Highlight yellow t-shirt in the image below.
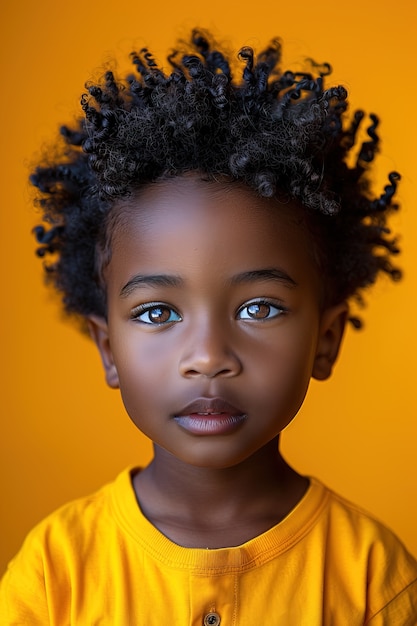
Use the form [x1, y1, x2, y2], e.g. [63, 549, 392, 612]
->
[1, 468, 416, 625]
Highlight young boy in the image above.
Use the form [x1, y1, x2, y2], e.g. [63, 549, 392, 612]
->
[1, 30, 416, 624]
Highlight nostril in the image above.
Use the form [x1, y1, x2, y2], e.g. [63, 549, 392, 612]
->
[184, 369, 200, 377]
[182, 367, 236, 379]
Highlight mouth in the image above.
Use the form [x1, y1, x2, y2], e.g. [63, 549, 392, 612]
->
[173, 397, 247, 435]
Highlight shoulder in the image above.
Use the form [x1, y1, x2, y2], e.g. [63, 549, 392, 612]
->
[18, 466, 138, 555]
[309, 479, 417, 620]
[24, 467, 132, 544]
[314, 479, 412, 551]
[0, 467, 138, 623]
[311, 478, 416, 563]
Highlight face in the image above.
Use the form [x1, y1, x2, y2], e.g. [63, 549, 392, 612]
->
[90, 177, 346, 469]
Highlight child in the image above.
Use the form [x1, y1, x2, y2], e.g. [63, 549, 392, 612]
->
[1, 29, 416, 624]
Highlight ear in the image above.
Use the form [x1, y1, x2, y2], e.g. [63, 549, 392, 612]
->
[313, 303, 348, 381]
[87, 315, 120, 389]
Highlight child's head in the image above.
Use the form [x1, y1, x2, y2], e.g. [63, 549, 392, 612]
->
[30, 28, 402, 465]
[32, 29, 400, 335]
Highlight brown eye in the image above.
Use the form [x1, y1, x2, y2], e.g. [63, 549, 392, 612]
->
[133, 303, 182, 325]
[237, 300, 286, 321]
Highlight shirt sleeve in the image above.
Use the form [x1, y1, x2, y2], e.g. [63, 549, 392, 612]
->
[366, 579, 417, 625]
[0, 546, 49, 626]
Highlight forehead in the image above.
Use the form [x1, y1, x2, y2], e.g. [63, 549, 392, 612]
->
[107, 176, 319, 290]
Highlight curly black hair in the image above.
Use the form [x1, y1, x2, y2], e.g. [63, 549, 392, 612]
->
[31, 29, 401, 329]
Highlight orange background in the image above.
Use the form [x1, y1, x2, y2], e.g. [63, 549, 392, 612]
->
[1, 0, 416, 573]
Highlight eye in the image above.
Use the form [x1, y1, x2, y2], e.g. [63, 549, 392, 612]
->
[237, 300, 286, 321]
[131, 303, 182, 325]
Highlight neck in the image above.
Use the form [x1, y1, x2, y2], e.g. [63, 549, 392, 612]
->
[133, 438, 309, 548]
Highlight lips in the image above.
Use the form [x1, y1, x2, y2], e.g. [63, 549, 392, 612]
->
[174, 398, 246, 436]
[173, 397, 247, 435]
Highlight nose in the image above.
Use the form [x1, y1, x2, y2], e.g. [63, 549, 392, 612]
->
[178, 317, 242, 379]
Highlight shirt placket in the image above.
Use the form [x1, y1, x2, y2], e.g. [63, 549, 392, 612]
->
[189, 571, 237, 626]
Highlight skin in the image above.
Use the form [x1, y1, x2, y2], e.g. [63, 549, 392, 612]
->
[89, 176, 347, 549]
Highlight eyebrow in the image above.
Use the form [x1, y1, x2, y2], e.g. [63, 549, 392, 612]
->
[229, 268, 297, 288]
[120, 267, 297, 298]
[120, 274, 184, 298]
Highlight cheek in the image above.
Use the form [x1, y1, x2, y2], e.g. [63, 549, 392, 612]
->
[246, 327, 318, 408]
[111, 334, 174, 411]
